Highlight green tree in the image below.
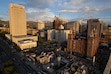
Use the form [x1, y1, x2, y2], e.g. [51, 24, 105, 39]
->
[0, 31, 9, 37]
[3, 61, 18, 74]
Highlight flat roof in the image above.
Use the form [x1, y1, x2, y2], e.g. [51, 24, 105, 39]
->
[13, 35, 36, 38]
[5, 34, 36, 38]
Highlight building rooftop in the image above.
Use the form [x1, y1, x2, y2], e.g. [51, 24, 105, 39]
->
[13, 35, 37, 38]
[9, 3, 24, 9]
[18, 39, 34, 44]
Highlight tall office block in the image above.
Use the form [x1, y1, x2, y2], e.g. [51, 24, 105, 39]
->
[87, 19, 103, 37]
[6, 3, 38, 50]
[86, 19, 103, 57]
[64, 21, 81, 33]
[87, 28, 100, 57]
[9, 4, 27, 36]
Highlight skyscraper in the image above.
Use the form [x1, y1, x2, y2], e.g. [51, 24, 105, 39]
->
[6, 3, 38, 50]
[64, 21, 81, 33]
[87, 28, 100, 57]
[87, 19, 103, 37]
[86, 19, 103, 57]
[9, 4, 27, 36]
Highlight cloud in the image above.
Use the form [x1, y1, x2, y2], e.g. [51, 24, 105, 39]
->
[58, 9, 78, 13]
[0, 16, 4, 20]
[81, 6, 101, 14]
[26, 8, 54, 21]
[17, 0, 111, 21]
[58, 7, 100, 14]
[24, 0, 54, 8]
[20, 0, 56, 21]
[58, 0, 111, 14]
[70, 0, 83, 4]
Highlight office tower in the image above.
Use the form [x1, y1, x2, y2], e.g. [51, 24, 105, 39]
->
[6, 3, 38, 50]
[87, 19, 103, 37]
[64, 20, 81, 33]
[87, 28, 100, 57]
[86, 19, 103, 57]
[9, 4, 27, 36]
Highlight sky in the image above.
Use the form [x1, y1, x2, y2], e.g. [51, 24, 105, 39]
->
[0, 0, 111, 23]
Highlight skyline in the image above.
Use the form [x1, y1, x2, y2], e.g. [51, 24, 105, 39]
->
[0, 1, 111, 74]
[0, 0, 111, 23]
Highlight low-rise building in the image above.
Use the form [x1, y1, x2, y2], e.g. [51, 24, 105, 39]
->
[47, 29, 70, 43]
[27, 28, 38, 35]
[36, 52, 54, 64]
[36, 20, 45, 30]
[5, 34, 38, 50]
[18, 39, 37, 50]
[0, 27, 10, 33]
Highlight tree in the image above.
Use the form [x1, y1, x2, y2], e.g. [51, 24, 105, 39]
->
[3, 61, 18, 74]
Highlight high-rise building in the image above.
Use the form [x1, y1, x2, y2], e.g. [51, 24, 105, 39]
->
[86, 19, 103, 57]
[67, 19, 103, 57]
[87, 28, 100, 57]
[6, 3, 38, 50]
[64, 21, 81, 33]
[87, 19, 103, 37]
[9, 4, 27, 36]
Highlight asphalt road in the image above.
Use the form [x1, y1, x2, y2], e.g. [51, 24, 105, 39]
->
[0, 37, 37, 74]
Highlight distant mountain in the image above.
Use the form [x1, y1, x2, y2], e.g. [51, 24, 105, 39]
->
[0, 20, 9, 27]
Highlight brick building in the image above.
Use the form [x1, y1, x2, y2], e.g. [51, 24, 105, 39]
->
[87, 28, 100, 57]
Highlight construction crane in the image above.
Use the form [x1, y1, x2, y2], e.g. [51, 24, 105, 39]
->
[103, 53, 111, 74]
